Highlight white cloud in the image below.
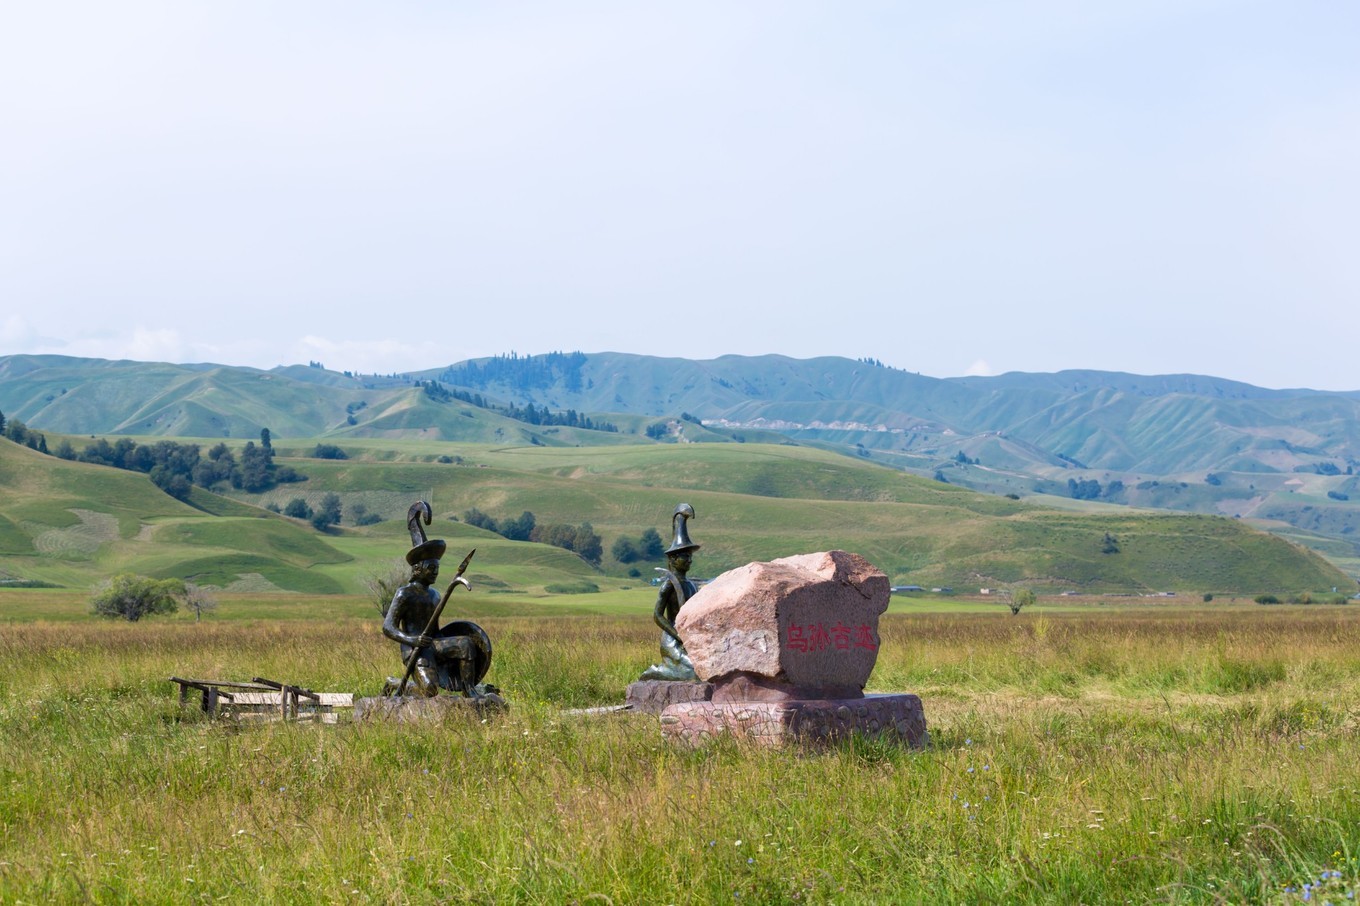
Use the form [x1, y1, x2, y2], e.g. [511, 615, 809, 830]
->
[0, 315, 42, 347]
[123, 328, 188, 363]
[963, 359, 994, 377]
[24, 327, 188, 364]
[292, 335, 448, 375]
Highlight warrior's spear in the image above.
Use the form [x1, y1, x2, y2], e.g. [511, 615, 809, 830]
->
[395, 547, 475, 697]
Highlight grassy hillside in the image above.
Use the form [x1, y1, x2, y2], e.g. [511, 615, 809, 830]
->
[1, 432, 1352, 597]
[0, 438, 358, 593]
[0, 355, 351, 437]
[3, 349, 1357, 597]
[228, 440, 1351, 595]
[0, 354, 650, 447]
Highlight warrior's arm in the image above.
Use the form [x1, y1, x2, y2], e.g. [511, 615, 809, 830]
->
[382, 591, 432, 649]
[652, 572, 686, 642]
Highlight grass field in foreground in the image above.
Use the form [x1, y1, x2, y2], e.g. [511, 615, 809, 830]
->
[2, 605, 1359, 903]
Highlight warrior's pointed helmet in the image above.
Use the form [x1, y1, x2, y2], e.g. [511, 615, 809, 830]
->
[666, 503, 699, 555]
[405, 500, 447, 565]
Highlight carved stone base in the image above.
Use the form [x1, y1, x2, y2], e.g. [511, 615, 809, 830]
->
[353, 693, 508, 723]
[659, 693, 927, 748]
[625, 680, 714, 715]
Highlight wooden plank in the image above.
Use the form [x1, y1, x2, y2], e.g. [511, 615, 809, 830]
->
[314, 693, 355, 707]
[169, 676, 354, 720]
[169, 677, 278, 692]
[219, 691, 355, 709]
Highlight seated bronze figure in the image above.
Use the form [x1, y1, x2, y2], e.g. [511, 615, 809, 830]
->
[382, 502, 493, 698]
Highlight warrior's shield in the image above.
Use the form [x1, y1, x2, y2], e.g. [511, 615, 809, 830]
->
[434, 619, 493, 691]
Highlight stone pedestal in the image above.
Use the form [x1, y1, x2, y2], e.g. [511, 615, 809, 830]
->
[354, 693, 508, 723]
[625, 680, 713, 715]
[660, 693, 927, 748]
[660, 550, 927, 748]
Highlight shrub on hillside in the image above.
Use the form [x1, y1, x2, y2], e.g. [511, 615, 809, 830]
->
[91, 574, 186, 621]
[284, 498, 312, 520]
[311, 493, 342, 531]
[611, 537, 640, 563]
[349, 503, 383, 526]
[544, 581, 599, 594]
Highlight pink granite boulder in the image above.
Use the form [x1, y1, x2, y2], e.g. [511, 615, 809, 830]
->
[674, 550, 889, 702]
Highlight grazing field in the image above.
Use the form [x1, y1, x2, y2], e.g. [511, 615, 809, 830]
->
[2, 597, 1359, 903]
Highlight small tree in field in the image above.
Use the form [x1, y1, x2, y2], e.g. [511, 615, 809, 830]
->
[998, 586, 1035, 615]
[91, 574, 186, 622]
[364, 559, 410, 616]
[184, 583, 218, 621]
[975, 573, 1035, 616]
[1011, 588, 1036, 615]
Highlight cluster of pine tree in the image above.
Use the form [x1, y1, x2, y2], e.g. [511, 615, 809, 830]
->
[1, 411, 307, 502]
[610, 528, 665, 564]
[462, 508, 603, 566]
[500, 401, 616, 432]
[1067, 478, 1103, 500]
[416, 379, 618, 432]
[438, 350, 589, 393]
[276, 493, 341, 531]
[0, 410, 49, 454]
[56, 429, 302, 501]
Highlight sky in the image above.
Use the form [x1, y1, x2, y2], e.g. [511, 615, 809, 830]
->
[2, 2, 1357, 390]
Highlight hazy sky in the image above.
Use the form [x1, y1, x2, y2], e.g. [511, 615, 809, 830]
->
[2, 2, 1357, 390]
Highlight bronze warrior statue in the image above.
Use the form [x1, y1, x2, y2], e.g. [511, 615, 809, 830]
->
[383, 502, 493, 698]
[640, 503, 700, 682]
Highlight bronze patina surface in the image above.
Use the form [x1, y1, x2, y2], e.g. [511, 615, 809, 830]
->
[382, 502, 495, 699]
[639, 503, 700, 682]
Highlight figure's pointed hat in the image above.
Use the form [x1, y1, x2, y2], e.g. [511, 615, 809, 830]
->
[666, 502, 699, 554]
[405, 500, 447, 565]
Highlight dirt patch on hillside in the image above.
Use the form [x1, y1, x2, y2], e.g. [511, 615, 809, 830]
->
[28, 509, 120, 557]
[222, 573, 284, 593]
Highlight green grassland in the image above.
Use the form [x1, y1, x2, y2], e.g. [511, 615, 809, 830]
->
[1, 435, 1353, 599]
[5, 353, 1356, 560]
[2, 602, 1360, 902]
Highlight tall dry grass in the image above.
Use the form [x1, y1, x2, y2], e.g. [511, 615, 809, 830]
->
[2, 607, 1358, 903]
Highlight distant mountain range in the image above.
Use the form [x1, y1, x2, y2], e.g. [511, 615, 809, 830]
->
[2, 352, 1357, 561]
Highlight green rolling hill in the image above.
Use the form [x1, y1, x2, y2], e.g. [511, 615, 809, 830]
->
[0, 438, 354, 593]
[0, 432, 1351, 598]
[1, 350, 1357, 584]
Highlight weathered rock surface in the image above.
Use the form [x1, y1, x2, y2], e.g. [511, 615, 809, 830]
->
[674, 550, 890, 699]
[660, 693, 927, 748]
[624, 679, 713, 715]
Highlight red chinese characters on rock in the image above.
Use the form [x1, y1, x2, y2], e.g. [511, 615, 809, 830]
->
[785, 622, 878, 652]
[830, 622, 852, 650]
